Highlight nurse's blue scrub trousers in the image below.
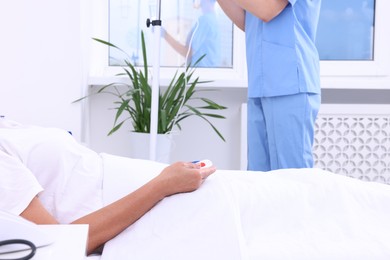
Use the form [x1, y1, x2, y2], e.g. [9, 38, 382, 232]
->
[247, 93, 321, 171]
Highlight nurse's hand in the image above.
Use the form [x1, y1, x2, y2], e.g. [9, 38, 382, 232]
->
[152, 161, 216, 197]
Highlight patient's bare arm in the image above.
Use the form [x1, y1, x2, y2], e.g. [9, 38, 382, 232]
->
[20, 197, 59, 225]
[20, 161, 216, 255]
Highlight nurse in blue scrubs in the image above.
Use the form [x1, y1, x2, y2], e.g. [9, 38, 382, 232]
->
[217, 0, 322, 171]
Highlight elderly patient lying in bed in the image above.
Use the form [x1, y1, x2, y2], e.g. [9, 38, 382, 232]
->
[1, 118, 390, 260]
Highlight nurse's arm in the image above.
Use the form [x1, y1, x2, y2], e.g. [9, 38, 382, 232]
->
[217, 0, 245, 31]
[163, 29, 191, 57]
[218, 0, 288, 28]
[235, 0, 289, 22]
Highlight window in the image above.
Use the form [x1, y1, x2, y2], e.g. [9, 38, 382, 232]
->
[108, 0, 233, 68]
[316, 0, 375, 61]
[88, 0, 389, 88]
[317, 0, 390, 79]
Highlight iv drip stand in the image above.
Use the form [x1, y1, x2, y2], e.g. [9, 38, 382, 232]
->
[146, 0, 162, 161]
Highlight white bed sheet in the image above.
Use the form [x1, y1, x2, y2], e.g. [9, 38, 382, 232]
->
[99, 153, 390, 260]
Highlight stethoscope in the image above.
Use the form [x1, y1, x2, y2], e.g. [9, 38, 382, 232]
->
[0, 239, 36, 260]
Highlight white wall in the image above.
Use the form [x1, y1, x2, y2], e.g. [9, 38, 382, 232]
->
[0, 0, 84, 140]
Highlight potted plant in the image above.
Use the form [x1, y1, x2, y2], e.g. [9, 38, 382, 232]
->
[75, 31, 227, 160]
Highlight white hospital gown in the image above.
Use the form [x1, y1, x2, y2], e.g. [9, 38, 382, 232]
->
[0, 150, 43, 215]
[0, 118, 104, 223]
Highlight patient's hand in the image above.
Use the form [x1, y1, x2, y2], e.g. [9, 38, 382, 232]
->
[153, 161, 216, 197]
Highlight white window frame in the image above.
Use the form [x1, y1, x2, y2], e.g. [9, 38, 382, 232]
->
[86, 0, 390, 89]
[87, 0, 247, 88]
[319, 0, 390, 89]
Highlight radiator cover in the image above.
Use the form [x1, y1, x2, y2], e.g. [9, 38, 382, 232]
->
[313, 105, 390, 184]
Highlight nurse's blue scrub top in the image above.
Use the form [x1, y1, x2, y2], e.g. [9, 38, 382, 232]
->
[245, 0, 322, 98]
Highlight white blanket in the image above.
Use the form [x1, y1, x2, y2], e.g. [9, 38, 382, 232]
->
[100, 154, 390, 260]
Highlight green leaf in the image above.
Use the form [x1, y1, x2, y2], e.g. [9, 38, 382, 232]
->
[73, 31, 227, 141]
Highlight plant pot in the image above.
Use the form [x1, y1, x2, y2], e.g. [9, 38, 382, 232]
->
[129, 132, 173, 164]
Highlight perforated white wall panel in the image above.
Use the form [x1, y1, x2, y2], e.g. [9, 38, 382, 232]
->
[313, 105, 390, 184]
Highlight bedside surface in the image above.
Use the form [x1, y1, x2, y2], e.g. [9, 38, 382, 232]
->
[0, 224, 89, 260]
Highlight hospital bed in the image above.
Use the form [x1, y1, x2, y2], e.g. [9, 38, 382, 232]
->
[84, 154, 390, 260]
[1, 107, 389, 259]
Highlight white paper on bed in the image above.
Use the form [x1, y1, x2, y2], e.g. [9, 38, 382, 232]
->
[100, 153, 390, 260]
